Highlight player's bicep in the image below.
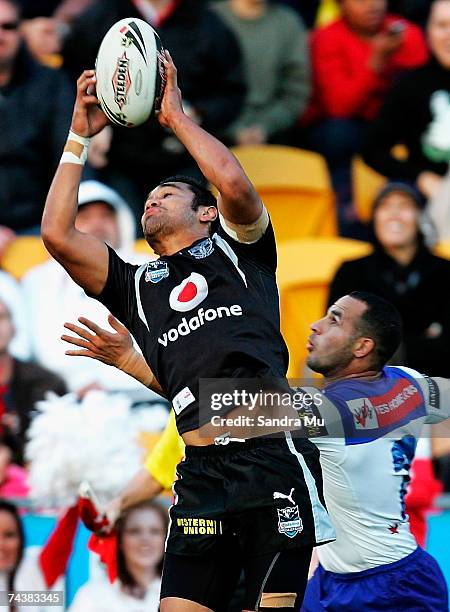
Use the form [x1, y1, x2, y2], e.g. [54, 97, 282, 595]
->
[217, 183, 263, 226]
[48, 228, 109, 296]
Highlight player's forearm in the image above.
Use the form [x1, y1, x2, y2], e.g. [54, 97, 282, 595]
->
[116, 348, 166, 397]
[119, 468, 164, 511]
[170, 112, 254, 205]
[41, 162, 83, 254]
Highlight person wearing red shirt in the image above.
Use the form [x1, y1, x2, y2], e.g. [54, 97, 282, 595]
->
[303, 0, 428, 237]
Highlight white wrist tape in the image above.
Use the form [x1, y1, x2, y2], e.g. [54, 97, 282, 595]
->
[60, 130, 91, 166]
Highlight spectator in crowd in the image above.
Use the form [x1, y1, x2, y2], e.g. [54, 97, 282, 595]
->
[211, 0, 310, 146]
[61, 0, 245, 221]
[0, 0, 72, 234]
[363, 0, 450, 200]
[0, 431, 29, 499]
[69, 500, 167, 612]
[0, 499, 78, 607]
[0, 269, 31, 361]
[0, 298, 66, 464]
[22, 181, 159, 404]
[328, 183, 450, 377]
[303, 0, 428, 235]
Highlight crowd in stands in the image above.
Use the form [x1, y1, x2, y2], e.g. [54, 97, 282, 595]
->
[0, 0, 449, 606]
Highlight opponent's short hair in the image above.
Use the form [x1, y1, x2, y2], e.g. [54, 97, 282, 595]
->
[349, 291, 403, 369]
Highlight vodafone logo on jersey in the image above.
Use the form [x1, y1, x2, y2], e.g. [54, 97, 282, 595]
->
[169, 273, 208, 312]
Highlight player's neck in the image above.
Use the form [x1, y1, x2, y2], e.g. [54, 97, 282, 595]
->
[324, 368, 381, 386]
[149, 231, 209, 256]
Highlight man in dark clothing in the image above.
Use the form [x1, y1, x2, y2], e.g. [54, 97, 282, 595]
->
[363, 0, 450, 200]
[328, 183, 450, 378]
[62, 0, 246, 221]
[0, 298, 67, 464]
[0, 0, 73, 234]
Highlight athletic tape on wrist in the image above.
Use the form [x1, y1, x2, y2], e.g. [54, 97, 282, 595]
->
[60, 130, 91, 166]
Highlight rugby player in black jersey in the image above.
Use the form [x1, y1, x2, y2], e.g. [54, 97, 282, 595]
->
[41, 52, 335, 611]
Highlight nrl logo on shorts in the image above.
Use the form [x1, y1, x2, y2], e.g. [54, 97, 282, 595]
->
[188, 238, 214, 259]
[145, 260, 169, 283]
[277, 506, 303, 539]
[111, 52, 132, 110]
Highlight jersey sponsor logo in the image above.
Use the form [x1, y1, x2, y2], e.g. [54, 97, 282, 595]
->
[347, 380, 422, 430]
[169, 272, 208, 312]
[188, 238, 214, 259]
[176, 517, 222, 535]
[158, 305, 243, 346]
[424, 376, 440, 409]
[145, 260, 169, 283]
[172, 386, 195, 415]
[273, 488, 295, 505]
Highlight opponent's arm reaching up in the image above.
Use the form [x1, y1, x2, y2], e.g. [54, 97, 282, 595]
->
[158, 52, 263, 226]
[41, 70, 111, 296]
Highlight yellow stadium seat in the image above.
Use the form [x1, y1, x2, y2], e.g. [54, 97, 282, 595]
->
[277, 238, 372, 378]
[435, 241, 450, 260]
[1, 237, 49, 279]
[135, 239, 156, 257]
[231, 145, 337, 241]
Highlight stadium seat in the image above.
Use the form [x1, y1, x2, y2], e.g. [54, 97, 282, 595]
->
[1, 236, 49, 279]
[277, 238, 372, 378]
[231, 145, 337, 241]
[435, 241, 450, 260]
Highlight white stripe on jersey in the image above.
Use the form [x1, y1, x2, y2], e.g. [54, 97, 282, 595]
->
[134, 264, 149, 331]
[212, 234, 248, 287]
[284, 431, 336, 544]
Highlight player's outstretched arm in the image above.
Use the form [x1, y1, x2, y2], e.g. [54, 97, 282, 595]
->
[157, 51, 262, 225]
[41, 70, 111, 296]
[61, 314, 165, 397]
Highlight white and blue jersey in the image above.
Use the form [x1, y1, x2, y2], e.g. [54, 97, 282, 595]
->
[300, 366, 449, 611]
[300, 366, 448, 574]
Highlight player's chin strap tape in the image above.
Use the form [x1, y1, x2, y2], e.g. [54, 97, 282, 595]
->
[219, 205, 269, 244]
[60, 130, 91, 166]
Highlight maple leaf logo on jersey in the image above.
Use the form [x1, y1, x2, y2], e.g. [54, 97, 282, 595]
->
[112, 52, 132, 110]
[388, 522, 399, 534]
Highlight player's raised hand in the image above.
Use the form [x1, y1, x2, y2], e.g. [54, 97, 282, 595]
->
[61, 314, 134, 368]
[157, 50, 184, 129]
[71, 70, 110, 138]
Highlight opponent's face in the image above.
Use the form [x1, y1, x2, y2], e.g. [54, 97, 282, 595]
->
[307, 296, 369, 376]
[142, 182, 204, 241]
[0, 1, 21, 69]
[0, 301, 14, 355]
[373, 192, 419, 250]
[0, 511, 20, 571]
[428, 0, 450, 69]
[121, 507, 166, 571]
[340, 0, 386, 35]
[75, 202, 120, 249]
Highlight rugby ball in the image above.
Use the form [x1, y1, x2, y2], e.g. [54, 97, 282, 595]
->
[95, 18, 166, 128]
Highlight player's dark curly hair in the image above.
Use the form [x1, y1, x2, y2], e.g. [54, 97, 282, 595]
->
[350, 291, 403, 369]
[158, 175, 219, 234]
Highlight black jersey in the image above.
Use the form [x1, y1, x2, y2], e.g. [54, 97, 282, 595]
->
[92, 220, 289, 434]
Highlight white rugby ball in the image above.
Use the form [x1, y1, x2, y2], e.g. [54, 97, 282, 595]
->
[95, 18, 166, 128]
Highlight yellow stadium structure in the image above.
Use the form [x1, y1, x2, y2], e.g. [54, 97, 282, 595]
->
[1, 236, 49, 279]
[231, 145, 337, 241]
[277, 238, 372, 378]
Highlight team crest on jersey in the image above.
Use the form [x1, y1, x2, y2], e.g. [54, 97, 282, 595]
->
[145, 260, 169, 283]
[277, 505, 303, 538]
[188, 239, 214, 259]
[347, 398, 378, 429]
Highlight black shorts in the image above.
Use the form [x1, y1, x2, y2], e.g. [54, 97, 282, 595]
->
[161, 433, 335, 609]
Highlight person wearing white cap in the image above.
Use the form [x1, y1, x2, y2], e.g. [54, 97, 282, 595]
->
[22, 181, 160, 405]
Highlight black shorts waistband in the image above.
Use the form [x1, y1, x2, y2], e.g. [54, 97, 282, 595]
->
[185, 434, 286, 458]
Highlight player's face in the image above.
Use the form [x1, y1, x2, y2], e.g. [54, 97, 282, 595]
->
[142, 182, 198, 241]
[307, 296, 367, 376]
[373, 192, 419, 250]
[0, 1, 20, 69]
[0, 301, 14, 355]
[428, 0, 450, 69]
[0, 510, 21, 571]
[121, 507, 166, 572]
[340, 0, 386, 34]
[75, 202, 120, 249]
